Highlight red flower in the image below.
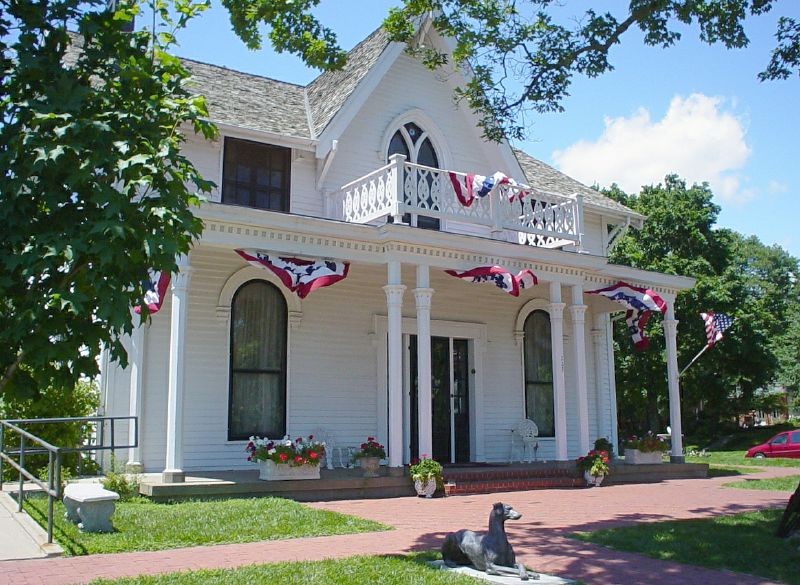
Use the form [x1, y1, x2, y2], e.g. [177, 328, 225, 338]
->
[295, 455, 303, 463]
[368, 436, 375, 441]
[309, 451, 318, 459]
[279, 453, 288, 462]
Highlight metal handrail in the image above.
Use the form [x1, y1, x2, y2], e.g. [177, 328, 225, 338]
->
[0, 415, 137, 543]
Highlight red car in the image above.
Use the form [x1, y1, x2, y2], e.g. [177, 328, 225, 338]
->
[745, 429, 800, 459]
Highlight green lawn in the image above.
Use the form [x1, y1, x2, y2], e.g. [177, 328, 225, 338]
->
[686, 450, 800, 468]
[724, 474, 800, 491]
[24, 496, 389, 556]
[88, 554, 484, 585]
[572, 509, 800, 585]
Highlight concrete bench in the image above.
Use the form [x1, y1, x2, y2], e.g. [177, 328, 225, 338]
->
[63, 484, 119, 533]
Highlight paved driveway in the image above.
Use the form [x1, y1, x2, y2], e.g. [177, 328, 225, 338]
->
[0, 466, 795, 585]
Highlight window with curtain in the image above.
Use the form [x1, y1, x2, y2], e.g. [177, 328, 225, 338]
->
[228, 280, 287, 440]
[222, 137, 291, 211]
[524, 310, 555, 437]
[387, 122, 440, 230]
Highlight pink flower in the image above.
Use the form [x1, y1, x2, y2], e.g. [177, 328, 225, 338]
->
[279, 453, 288, 462]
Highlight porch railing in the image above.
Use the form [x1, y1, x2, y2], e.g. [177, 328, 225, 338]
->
[336, 154, 584, 250]
[0, 415, 137, 544]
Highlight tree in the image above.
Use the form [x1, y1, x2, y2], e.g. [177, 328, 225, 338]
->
[606, 177, 800, 439]
[224, 1, 799, 140]
[0, 0, 216, 399]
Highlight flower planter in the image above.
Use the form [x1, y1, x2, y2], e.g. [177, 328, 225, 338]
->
[625, 449, 664, 464]
[359, 456, 381, 478]
[414, 477, 437, 498]
[583, 471, 605, 487]
[258, 460, 320, 481]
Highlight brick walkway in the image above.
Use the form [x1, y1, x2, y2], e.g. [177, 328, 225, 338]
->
[0, 467, 795, 585]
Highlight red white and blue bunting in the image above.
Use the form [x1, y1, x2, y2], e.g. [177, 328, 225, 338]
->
[134, 270, 170, 315]
[587, 281, 667, 352]
[447, 171, 528, 207]
[235, 249, 350, 299]
[445, 266, 538, 297]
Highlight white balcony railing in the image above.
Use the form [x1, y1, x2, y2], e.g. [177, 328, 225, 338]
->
[335, 154, 583, 250]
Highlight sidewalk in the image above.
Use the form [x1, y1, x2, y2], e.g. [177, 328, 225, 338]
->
[0, 492, 60, 562]
[0, 466, 795, 585]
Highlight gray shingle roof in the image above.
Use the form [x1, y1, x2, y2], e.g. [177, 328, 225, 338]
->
[513, 149, 642, 220]
[184, 59, 312, 139]
[306, 26, 391, 138]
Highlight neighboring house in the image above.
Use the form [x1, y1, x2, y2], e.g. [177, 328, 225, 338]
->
[100, 22, 694, 482]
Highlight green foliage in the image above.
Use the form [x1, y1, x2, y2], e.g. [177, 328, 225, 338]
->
[606, 176, 800, 439]
[0, 0, 217, 400]
[593, 437, 614, 458]
[572, 509, 800, 585]
[23, 496, 389, 556]
[576, 449, 610, 476]
[218, 1, 799, 141]
[101, 457, 140, 501]
[409, 456, 443, 481]
[724, 474, 800, 491]
[0, 378, 99, 482]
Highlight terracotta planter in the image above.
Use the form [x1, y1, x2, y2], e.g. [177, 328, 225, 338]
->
[583, 471, 605, 487]
[625, 449, 664, 464]
[258, 460, 320, 481]
[414, 477, 437, 498]
[359, 456, 381, 478]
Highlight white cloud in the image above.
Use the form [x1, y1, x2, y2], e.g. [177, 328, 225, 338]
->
[768, 180, 789, 193]
[551, 94, 753, 203]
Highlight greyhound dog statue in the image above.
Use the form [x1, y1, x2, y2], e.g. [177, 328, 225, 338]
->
[442, 502, 539, 581]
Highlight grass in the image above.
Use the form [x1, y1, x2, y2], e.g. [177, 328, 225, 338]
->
[686, 450, 800, 469]
[724, 474, 800, 491]
[86, 554, 486, 585]
[572, 509, 800, 585]
[23, 495, 389, 556]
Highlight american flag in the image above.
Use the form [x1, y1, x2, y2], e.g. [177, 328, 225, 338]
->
[235, 249, 350, 298]
[586, 281, 667, 351]
[134, 270, 170, 315]
[445, 266, 537, 297]
[701, 312, 734, 347]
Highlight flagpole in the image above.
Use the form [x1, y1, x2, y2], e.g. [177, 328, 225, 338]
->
[679, 344, 711, 378]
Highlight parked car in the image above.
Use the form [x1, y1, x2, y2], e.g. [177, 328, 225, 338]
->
[745, 429, 800, 459]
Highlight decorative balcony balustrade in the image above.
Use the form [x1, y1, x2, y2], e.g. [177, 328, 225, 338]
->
[335, 154, 583, 250]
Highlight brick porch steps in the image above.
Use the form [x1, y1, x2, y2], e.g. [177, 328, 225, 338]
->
[442, 464, 583, 495]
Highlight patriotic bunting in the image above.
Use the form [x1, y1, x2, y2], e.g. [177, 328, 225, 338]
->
[701, 312, 734, 347]
[235, 249, 350, 299]
[444, 266, 538, 297]
[447, 171, 527, 207]
[587, 281, 667, 351]
[134, 270, 170, 315]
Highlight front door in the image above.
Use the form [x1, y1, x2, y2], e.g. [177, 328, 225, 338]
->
[409, 336, 470, 463]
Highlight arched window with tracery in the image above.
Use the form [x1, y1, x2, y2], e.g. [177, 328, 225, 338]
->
[228, 280, 287, 440]
[523, 310, 555, 437]
[387, 122, 440, 230]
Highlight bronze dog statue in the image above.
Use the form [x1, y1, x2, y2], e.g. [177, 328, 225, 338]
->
[442, 502, 538, 580]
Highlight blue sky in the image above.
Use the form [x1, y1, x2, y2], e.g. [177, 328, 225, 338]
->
[172, 1, 799, 257]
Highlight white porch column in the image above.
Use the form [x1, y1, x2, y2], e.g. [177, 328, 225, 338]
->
[163, 255, 192, 483]
[569, 285, 590, 454]
[383, 261, 406, 471]
[548, 282, 568, 461]
[126, 317, 146, 473]
[414, 265, 434, 459]
[664, 302, 684, 462]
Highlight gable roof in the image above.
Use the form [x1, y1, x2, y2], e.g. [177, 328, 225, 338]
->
[514, 149, 642, 221]
[184, 58, 312, 140]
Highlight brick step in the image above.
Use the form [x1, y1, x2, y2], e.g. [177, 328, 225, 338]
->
[444, 476, 583, 496]
[443, 467, 577, 482]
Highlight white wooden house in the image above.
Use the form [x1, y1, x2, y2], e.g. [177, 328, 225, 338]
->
[100, 24, 694, 482]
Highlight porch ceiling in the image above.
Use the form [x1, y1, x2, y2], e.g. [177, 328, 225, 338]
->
[195, 203, 694, 296]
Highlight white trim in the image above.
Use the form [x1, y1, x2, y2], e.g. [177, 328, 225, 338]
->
[379, 109, 453, 169]
[375, 315, 487, 464]
[216, 122, 316, 151]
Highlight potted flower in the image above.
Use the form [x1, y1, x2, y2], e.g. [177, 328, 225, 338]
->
[409, 455, 443, 497]
[245, 435, 326, 481]
[353, 437, 385, 478]
[576, 449, 609, 487]
[624, 433, 668, 464]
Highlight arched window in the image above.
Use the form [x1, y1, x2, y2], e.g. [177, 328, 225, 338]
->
[228, 280, 287, 440]
[387, 122, 440, 230]
[523, 310, 555, 437]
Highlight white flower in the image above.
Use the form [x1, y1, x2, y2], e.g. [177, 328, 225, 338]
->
[268, 448, 276, 455]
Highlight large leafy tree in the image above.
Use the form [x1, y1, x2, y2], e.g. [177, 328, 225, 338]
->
[0, 0, 216, 398]
[224, 0, 799, 140]
[606, 177, 799, 439]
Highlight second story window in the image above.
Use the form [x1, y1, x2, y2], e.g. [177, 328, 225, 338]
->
[222, 137, 291, 211]
[387, 122, 440, 230]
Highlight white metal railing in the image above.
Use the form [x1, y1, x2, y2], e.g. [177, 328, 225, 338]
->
[335, 154, 583, 250]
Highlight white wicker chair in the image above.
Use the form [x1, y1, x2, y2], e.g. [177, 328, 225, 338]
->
[510, 419, 539, 463]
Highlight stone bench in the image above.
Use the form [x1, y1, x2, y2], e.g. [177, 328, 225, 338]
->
[63, 483, 119, 533]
